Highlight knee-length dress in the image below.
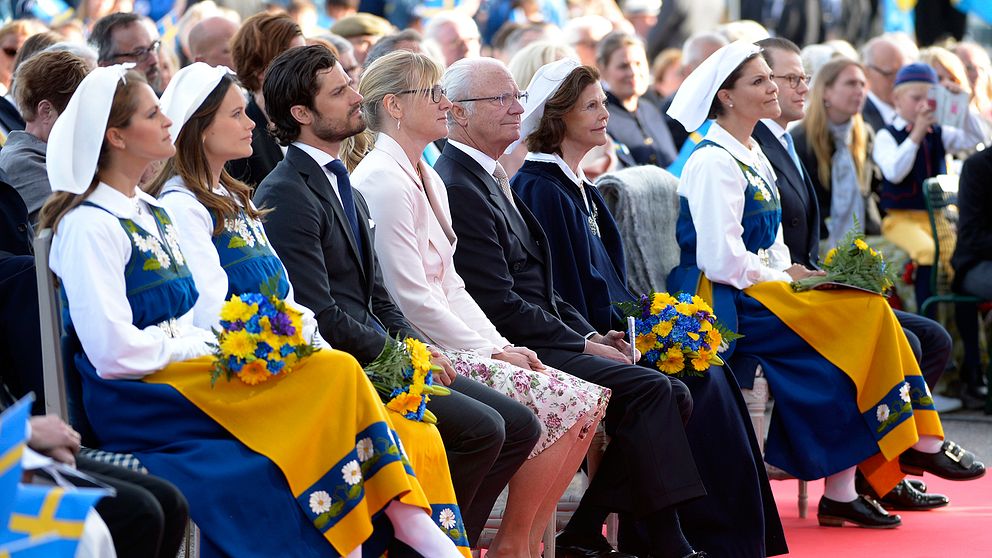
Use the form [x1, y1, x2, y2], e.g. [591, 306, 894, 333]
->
[50, 184, 453, 557]
[668, 126, 943, 495]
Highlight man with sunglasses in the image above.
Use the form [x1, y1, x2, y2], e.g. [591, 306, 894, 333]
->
[861, 36, 909, 134]
[90, 12, 163, 94]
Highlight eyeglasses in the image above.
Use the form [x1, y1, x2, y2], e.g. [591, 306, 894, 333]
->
[453, 91, 528, 107]
[867, 64, 898, 78]
[396, 84, 447, 103]
[772, 73, 812, 89]
[109, 40, 161, 61]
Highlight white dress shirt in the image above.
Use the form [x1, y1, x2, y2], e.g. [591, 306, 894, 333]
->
[872, 110, 986, 183]
[50, 183, 214, 379]
[447, 139, 498, 175]
[353, 133, 511, 356]
[292, 141, 343, 204]
[866, 91, 897, 127]
[158, 177, 328, 348]
[761, 118, 791, 151]
[679, 123, 793, 289]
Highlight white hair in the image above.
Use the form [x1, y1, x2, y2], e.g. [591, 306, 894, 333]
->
[423, 10, 479, 41]
[43, 42, 99, 68]
[443, 57, 510, 127]
[681, 31, 727, 68]
[562, 15, 613, 46]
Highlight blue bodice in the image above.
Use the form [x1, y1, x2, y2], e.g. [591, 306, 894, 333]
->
[211, 209, 289, 299]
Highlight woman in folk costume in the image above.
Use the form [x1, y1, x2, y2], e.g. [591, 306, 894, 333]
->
[509, 57, 786, 557]
[40, 64, 462, 558]
[343, 50, 610, 558]
[666, 41, 985, 529]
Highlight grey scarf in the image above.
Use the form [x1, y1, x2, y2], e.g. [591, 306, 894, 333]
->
[827, 120, 865, 247]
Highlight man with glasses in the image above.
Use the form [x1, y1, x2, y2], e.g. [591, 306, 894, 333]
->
[861, 36, 909, 133]
[90, 12, 162, 94]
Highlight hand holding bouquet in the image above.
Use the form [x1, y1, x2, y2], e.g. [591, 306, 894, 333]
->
[364, 337, 450, 423]
[792, 227, 895, 295]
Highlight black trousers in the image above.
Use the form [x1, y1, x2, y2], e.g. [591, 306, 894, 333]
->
[895, 309, 952, 390]
[0, 255, 45, 414]
[537, 349, 704, 516]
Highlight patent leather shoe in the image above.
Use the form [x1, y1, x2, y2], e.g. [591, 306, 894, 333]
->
[900, 440, 987, 480]
[906, 478, 927, 492]
[865, 479, 949, 510]
[555, 531, 637, 558]
[817, 495, 901, 528]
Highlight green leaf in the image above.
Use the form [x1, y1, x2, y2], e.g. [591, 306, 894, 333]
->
[142, 258, 161, 271]
[227, 236, 247, 249]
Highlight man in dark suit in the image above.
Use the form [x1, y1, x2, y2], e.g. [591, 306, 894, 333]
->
[861, 36, 907, 134]
[756, 38, 952, 512]
[437, 57, 705, 558]
[252, 45, 541, 550]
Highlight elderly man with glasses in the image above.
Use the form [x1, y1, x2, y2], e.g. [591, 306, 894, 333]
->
[861, 36, 910, 133]
[90, 12, 163, 94]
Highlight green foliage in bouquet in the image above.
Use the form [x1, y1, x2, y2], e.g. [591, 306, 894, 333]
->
[792, 226, 896, 295]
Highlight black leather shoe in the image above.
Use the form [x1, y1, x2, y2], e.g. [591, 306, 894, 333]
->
[901, 440, 987, 480]
[683, 553, 708, 557]
[555, 531, 637, 558]
[907, 478, 927, 492]
[855, 473, 947, 511]
[817, 495, 902, 528]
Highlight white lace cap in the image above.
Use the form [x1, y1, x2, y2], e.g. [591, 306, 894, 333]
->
[667, 40, 762, 133]
[160, 62, 235, 144]
[505, 57, 581, 155]
[46, 64, 135, 195]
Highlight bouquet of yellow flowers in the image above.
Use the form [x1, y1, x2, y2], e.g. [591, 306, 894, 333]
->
[210, 293, 320, 386]
[792, 226, 895, 295]
[617, 292, 741, 377]
[363, 337, 450, 423]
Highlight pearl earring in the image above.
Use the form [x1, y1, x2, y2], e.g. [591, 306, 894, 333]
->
[728, 102, 734, 108]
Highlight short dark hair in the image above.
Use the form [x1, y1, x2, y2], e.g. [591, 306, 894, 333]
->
[755, 37, 801, 68]
[264, 44, 339, 145]
[90, 12, 142, 63]
[708, 52, 762, 119]
[526, 65, 600, 155]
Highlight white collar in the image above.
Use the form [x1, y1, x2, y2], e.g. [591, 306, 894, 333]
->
[374, 132, 419, 179]
[161, 175, 227, 197]
[890, 114, 909, 130]
[867, 91, 897, 125]
[86, 182, 164, 220]
[525, 152, 588, 187]
[761, 118, 790, 141]
[705, 122, 777, 183]
[292, 141, 338, 169]
[447, 139, 498, 175]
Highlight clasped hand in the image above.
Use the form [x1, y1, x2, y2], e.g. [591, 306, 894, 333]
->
[584, 330, 640, 364]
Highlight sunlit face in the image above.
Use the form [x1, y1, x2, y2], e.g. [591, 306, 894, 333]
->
[865, 42, 906, 104]
[457, 66, 524, 155]
[0, 32, 27, 86]
[203, 84, 255, 164]
[562, 82, 610, 153]
[113, 83, 175, 163]
[767, 49, 808, 123]
[601, 45, 649, 102]
[108, 22, 161, 92]
[395, 81, 452, 144]
[892, 82, 931, 122]
[308, 62, 365, 143]
[823, 64, 868, 122]
[435, 21, 481, 66]
[719, 57, 780, 122]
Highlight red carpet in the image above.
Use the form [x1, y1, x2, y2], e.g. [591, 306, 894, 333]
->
[771, 475, 992, 557]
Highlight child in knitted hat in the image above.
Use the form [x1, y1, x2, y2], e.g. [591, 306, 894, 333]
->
[872, 62, 985, 313]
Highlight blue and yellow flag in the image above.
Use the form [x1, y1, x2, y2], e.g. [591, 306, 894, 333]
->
[0, 534, 61, 557]
[667, 120, 713, 178]
[953, 0, 992, 24]
[1, 485, 107, 558]
[0, 396, 32, 523]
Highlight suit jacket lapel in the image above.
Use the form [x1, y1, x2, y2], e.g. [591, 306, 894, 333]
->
[285, 145, 365, 274]
[754, 123, 811, 212]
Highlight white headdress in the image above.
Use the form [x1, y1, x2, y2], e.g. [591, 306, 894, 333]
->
[506, 57, 581, 155]
[667, 40, 762, 132]
[160, 62, 236, 144]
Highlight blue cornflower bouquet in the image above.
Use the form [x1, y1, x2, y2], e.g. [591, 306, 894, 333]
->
[210, 293, 320, 386]
[617, 292, 741, 377]
[363, 337, 450, 423]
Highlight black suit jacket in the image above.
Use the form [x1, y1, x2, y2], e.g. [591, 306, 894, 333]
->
[0, 177, 31, 258]
[861, 96, 886, 136]
[752, 121, 820, 269]
[253, 145, 420, 364]
[951, 148, 992, 291]
[435, 144, 594, 351]
[226, 96, 285, 189]
[0, 96, 25, 140]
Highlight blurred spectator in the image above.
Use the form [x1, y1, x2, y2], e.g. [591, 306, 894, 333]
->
[861, 36, 909, 132]
[363, 28, 424, 68]
[916, 0, 966, 47]
[488, 21, 522, 62]
[52, 19, 86, 44]
[11, 30, 62, 80]
[44, 41, 100, 68]
[955, 42, 992, 124]
[330, 12, 393, 64]
[424, 10, 481, 67]
[502, 21, 561, 58]
[825, 39, 859, 62]
[91, 12, 164, 93]
[716, 19, 769, 44]
[621, 0, 661, 41]
[482, 0, 567, 45]
[324, 32, 361, 81]
[598, 31, 677, 168]
[188, 16, 239, 67]
[801, 43, 838, 84]
[288, 0, 322, 35]
[643, 47, 682, 108]
[562, 15, 612, 67]
[325, 0, 359, 24]
[0, 20, 46, 97]
[658, 31, 726, 150]
[77, 0, 135, 32]
[921, 46, 971, 94]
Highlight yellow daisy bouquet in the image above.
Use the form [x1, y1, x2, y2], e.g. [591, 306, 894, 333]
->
[363, 336, 450, 423]
[792, 226, 895, 295]
[617, 292, 741, 377]
[210, 292, 320, 386]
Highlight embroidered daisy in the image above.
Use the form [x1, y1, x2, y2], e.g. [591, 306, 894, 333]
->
[308, 490, 331, 514]
[876, 404, 890, 423]
[899, 383, 911, 403]
[341, 460, 362, 486]
[356, 437, 374, 462]
[162, 224, 186, 266]
[438, 508, 457, 529]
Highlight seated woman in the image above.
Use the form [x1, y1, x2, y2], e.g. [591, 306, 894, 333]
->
[343, 50, 610, 558]
[510, 57, 786, 558]
[666, 41, 985, 529]
[41, 65, 461, 558]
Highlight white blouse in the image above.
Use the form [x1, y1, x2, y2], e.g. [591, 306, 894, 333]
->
[678, 123, 793, 289]
[50, 183, 214, 379]
[158, 176, 328, 348]
[353, 133, 511, 357]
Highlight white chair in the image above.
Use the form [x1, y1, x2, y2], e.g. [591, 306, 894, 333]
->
[33, 228, 201, 557]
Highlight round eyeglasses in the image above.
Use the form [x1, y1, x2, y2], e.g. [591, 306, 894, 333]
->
[452, 91, 529, 107]
[396, 84, 447, 104]
[771, 73, 812, 89]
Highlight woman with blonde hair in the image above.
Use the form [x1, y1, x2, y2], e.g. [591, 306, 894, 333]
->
[919, 46, 991, 143]
[791, 57, 880, 248]
[345, 50, 610, 558]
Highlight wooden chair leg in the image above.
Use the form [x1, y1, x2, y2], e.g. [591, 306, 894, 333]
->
[798, 480, 808, 519]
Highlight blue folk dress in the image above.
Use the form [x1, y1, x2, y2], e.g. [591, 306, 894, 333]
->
[64, 201, 437, 557]
[513, 155, 786, 558]
[669, 138, 942, 494]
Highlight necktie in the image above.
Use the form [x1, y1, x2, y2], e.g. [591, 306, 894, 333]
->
[324, 159, 363, 252]
[782, 132, 804, 178]
[492, 162, 518, 212]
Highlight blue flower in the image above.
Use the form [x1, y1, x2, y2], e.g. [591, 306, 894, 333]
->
[270, 311, 295, 336]
[268, 359, 285, 374]
[280, 344, 294, 358]
[245, 315, 262, 334]
[254, 342, 272, 359]
[228, 355, 244, 372]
